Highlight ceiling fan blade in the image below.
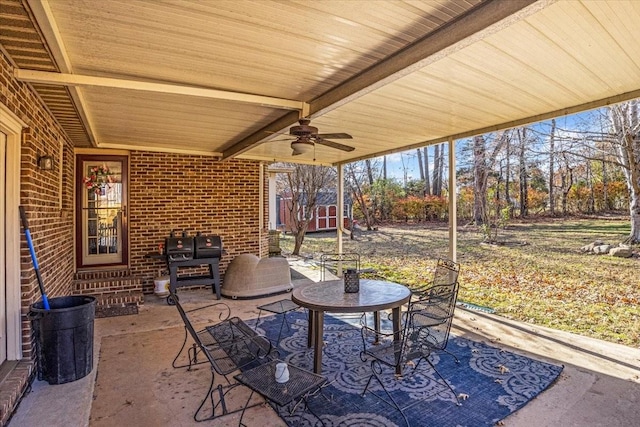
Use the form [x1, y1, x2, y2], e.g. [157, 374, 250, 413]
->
[316, 133, 352, 140]
[268, 137, 295, 142]
[315, 139, 355, 152]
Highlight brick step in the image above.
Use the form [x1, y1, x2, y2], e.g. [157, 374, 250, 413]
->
[72, 276, 141, 293]
[74, 268, 132, 281]
[94, 291, 144, 307]
[72, 271, 144, 309]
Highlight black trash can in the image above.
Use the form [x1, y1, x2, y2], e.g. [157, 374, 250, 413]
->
[29, 296, 97, 385]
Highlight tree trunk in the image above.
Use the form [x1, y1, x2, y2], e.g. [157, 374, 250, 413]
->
[505, 137, 510, 209]
[560, 157, 573, 215]
[437, 143, 444, 196]
[473, 136, 487, 225]
[433, 144, 444, 196]
[519, 128, 528, 217]
[417, 149, 424, 182]
[424, 147, 431, 196]
[602, 157, 608, 210]
[401, 153, 408, 187]
[292, 219, 311, 255]
[365, 159, 374, 185]
[549, 118, 555, 215]
[629, 193, 640, 243]
[383, 156, 387, 180]
[587, 152, 595, 213]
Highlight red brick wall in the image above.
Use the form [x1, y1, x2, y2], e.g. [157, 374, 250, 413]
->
[128, 152, 270, 293]
[1, 51, 76, 359]
[2, 44, 272, 322]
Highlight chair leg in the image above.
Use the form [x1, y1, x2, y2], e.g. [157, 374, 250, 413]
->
[193, 371, 256, 422]
[441, 348, 460, 364]
[361, 361, 410, 427]
[194, 371, 218, 422]
[172, 327, 207, 370]
[276, 312, 287, 345]
[171, 327, 189, 369]
[237, 389, 256, 427]
[426, 358, 461, 406]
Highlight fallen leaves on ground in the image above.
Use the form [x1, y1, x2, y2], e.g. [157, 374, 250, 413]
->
[281, 217, 640, 347]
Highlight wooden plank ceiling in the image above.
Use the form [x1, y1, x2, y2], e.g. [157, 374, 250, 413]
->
[1, 0, 639, 165]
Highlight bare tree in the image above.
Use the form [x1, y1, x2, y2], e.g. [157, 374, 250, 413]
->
[608, 100, 640, 242]
[280, 163, 336, 255]
[345, 162, 377, 230]
[472, 132, 511, 225]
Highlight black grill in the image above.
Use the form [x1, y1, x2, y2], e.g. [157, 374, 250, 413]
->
[194, 234, 223, 259]
[165, 232, 194, 262]
[163, 231, 224, 302]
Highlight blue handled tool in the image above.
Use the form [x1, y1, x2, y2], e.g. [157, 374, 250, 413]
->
[19, 206, 50, 310]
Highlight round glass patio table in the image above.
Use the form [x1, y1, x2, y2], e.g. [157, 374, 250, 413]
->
[291, 279, 411, 374]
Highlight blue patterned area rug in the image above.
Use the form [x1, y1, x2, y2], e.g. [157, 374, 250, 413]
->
[250, 311, 563, 427]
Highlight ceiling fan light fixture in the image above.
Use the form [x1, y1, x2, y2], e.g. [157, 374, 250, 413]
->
[291, 139, 314, 155]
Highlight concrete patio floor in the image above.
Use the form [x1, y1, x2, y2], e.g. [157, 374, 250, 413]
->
[8, 258, 640, 426]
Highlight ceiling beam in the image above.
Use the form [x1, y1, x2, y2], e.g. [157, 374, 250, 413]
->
[221, 110, 300, 159]
[14, 69, 307, 111]
[96, 142, 223, 157]
[309, 0, 550, 117]
[222, 0, 551, 160]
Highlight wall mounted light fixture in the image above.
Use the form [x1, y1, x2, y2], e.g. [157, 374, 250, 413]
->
[38, 155, 53, 170]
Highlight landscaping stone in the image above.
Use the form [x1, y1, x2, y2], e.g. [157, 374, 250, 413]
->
[594, 244, 613, 254]
[581, 240, 604, 252]
[609, 246, 633, 258]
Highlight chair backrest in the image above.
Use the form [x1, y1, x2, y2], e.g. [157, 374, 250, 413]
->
[173, 297, 224, 367]
[172, 295, 273, 375]
[405, 280, 459, 358]
[319, 252, 360, 281]
[432, 258, 460, 288]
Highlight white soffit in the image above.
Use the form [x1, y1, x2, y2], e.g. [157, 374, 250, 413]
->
[239, 0, 640, 164]
[13, 0, 640, 164]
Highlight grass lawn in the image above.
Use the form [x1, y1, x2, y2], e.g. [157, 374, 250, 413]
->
[279, 216, 640, 348]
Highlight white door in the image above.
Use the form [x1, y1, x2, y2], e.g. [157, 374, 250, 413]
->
[1, 131, 7, 364]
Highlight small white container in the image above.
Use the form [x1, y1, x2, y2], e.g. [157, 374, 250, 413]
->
[154, 276, 170, 296]
[275, 362, 289, 383]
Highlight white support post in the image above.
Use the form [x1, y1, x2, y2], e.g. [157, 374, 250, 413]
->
[259, 163, 264, 257]
[448, 138, 457, 262]
[337, 164, 344, 254]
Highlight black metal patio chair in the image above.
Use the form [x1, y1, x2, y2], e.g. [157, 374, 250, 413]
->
[255, 298, 305, 346]
[409, 257, 461, 362]
[319, 252, 361, 281]
[171, 294, 278, 422]
[360, 279, 462, 426]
